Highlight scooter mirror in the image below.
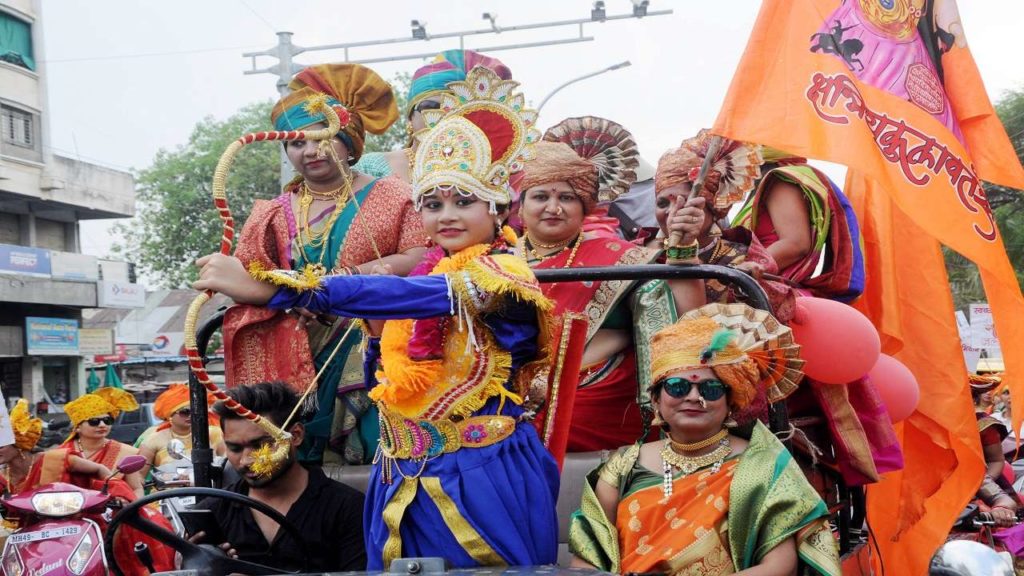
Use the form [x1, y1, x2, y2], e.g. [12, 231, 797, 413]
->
[116, 455, 148, 475]
[929, 540, 1013, 575]
[167, 439, 188, 461]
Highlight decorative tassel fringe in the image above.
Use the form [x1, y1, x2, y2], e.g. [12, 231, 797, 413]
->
[464, 255, 554, 312]
[248, 262, 323, 292]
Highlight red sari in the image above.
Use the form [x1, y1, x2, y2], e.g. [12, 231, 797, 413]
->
[528, 236, 669, 452]
[224, 176, 425, 391]
[20, 444, 176, 576]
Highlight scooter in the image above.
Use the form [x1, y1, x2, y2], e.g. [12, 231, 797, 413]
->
[0, 455, 149, 576]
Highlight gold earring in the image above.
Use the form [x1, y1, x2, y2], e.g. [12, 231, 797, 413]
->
[651, 409, 665, 427]
[724, 412, 738, 429]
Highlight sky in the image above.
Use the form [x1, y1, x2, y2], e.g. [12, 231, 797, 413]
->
[35, 0, 1024, 264]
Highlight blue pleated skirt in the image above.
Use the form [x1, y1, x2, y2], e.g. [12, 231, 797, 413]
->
[364, 403, 559, 569]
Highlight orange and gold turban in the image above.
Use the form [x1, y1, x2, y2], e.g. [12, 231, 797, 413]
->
[655, 129, 763, 217]
[521, 116, 639, 212]
[9, 399, 42, 451]
[649, 303, 804, 411]
[64, 387, 138, 440]
[969, 373, 1002, 394]
[520, 142, 599, 211]
[271, 63, 398, 163]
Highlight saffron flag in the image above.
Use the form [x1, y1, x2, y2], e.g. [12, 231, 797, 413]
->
[712, 1, 1024, 573]
[845, 171, 985, 572]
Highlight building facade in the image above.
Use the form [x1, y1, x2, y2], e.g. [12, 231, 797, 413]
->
[1, 0, 138, 406]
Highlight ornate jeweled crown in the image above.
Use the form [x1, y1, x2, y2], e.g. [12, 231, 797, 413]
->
[412, 66, 540, 210]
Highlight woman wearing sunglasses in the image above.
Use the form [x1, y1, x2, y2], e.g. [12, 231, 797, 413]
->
[47, 387, 146, 498]
[569, 303, 840, 575]
[0, 399, 114, 495]
[137, 383, 225, 480]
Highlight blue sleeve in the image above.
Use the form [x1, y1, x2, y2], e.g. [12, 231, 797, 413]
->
[482, 301, 539, 369]
[266, 274, 452, 319]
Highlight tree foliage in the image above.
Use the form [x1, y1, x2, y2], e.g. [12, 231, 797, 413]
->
[114, 74, 412, 288]
[944, 86, 1024, 310]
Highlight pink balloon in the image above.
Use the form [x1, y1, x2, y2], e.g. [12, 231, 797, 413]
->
[790, 297, 881, 384]
[868, 354, 920, 423]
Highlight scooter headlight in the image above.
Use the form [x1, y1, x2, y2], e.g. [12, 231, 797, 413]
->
[30, 492, 85, 517]
[66, 532, 95, 575]
[1, 544, 23, 576]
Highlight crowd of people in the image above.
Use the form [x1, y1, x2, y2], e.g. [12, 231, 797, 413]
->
[3, 46, 985, 574]
[186, 49, 856, 574]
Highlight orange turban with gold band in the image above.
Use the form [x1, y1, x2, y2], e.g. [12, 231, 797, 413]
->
[64, 387, 138, 441]
[649, 303, 804, 412]
[9, 399, 42, 451]
[270, 63, 398, 164]
[154, 383, 219, 431]
[154, 383, 192, 421]
[521, 116, 639, 213]
[655, 129, 763, 217]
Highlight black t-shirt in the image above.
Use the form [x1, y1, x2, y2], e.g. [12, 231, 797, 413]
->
[199, 466, 366, 572]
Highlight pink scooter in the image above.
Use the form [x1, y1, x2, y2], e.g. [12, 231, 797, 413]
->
[0, 455, 147, 576]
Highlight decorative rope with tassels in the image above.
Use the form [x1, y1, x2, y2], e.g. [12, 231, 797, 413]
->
[184, 94, 346, 478]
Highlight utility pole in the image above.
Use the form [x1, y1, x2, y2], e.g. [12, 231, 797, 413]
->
[242, 2, 672, 187]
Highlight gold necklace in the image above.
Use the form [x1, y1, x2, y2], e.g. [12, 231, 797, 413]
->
[75, 438, 110, 460]
[660, 438, 731, 476]
[525, 231, 572, 250]
[524, 234, 582, 266]
[669, 429, 728, 452]
[297, 175, 353, 274]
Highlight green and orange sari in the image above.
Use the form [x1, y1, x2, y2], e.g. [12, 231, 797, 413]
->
[570, 422, 840, 575]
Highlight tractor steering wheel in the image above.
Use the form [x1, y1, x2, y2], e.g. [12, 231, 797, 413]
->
[103, 486, 309, 576]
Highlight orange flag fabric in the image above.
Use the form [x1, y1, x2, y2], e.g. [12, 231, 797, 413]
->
[846, 171, 985, 573]
[713, 1, 1024, 573]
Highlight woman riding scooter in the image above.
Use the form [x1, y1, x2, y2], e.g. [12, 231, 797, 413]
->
[0, 394, 177, 576]
[0, 399, 112, 496]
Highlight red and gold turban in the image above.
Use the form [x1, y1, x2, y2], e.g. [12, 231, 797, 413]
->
[271, 63, 398, 163]
[521, 116, 639, 213]
[655, 129, 763, 217]
[649, 303, 804, 411]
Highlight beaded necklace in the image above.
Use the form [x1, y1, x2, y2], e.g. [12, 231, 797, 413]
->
[520, 234, 583, 268]
[660, 437, 732, 499]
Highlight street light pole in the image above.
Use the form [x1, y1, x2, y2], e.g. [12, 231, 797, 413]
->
[537, 60, 632, 113]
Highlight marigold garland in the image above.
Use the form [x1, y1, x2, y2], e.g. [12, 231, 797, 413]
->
[371, 241, 553, 417]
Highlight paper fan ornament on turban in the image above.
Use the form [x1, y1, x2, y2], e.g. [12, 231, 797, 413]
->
[542, 116, 639, 202]
[678, 303, 804, 403]
[679, 130, 762, 211]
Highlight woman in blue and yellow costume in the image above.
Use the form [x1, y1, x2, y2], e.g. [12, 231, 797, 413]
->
[354, 49, 512, 182]
[223, 63, 427, 465]
[569, 303, 840, 575]
[196, 66, 558, 568]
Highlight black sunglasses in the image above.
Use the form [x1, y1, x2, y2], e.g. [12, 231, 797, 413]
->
[174, 409, 191, 417]
[658, 377, 727, 401]
[85, 416, 115, 426]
